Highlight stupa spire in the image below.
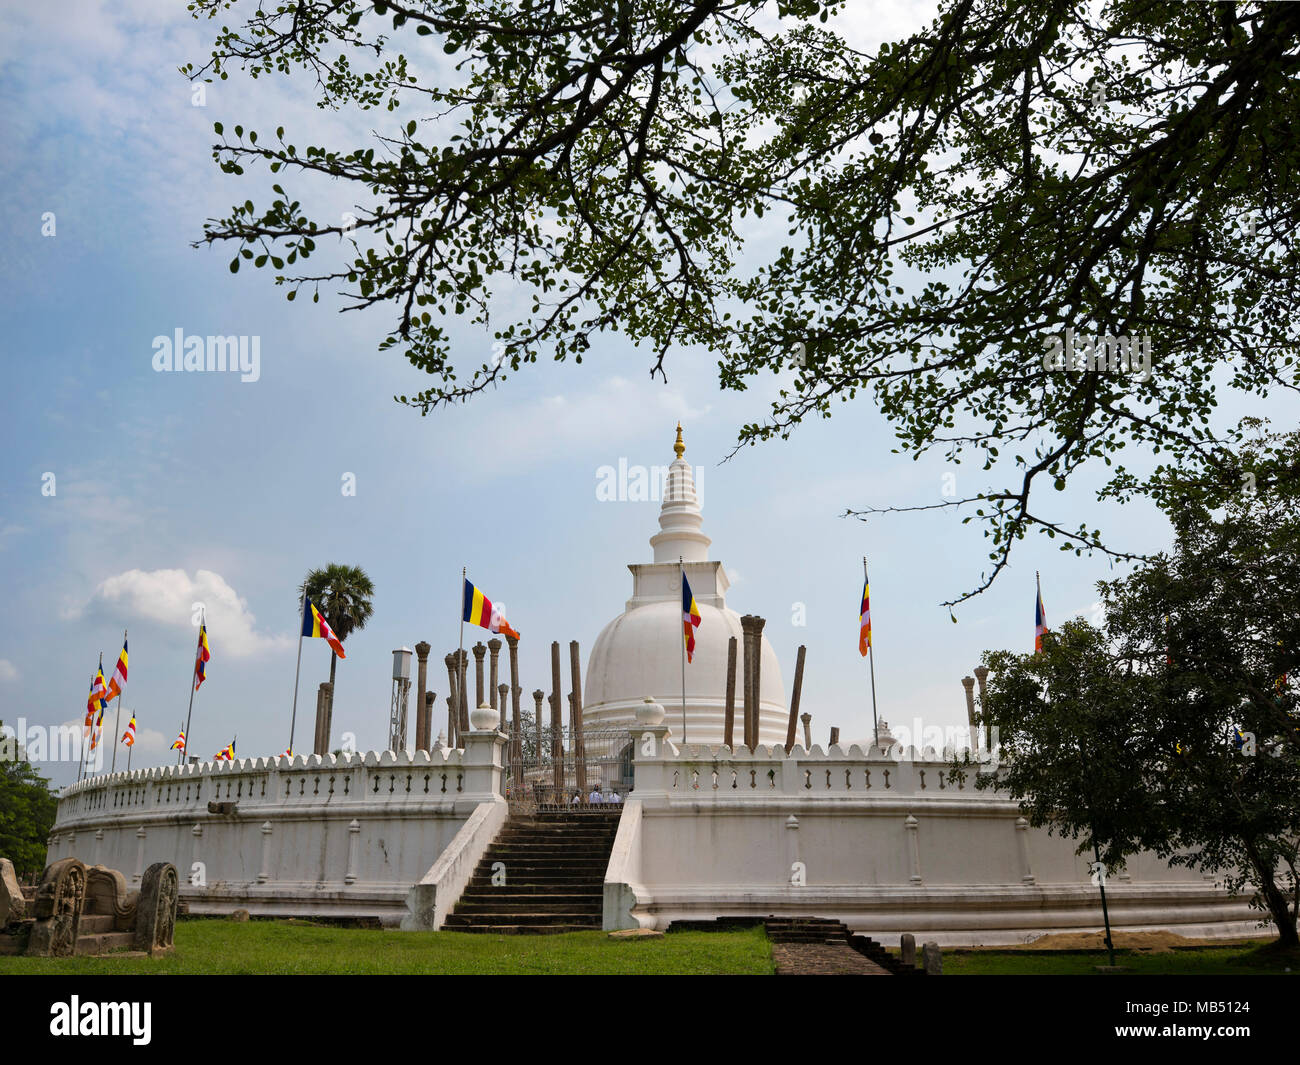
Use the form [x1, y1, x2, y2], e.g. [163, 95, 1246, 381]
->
[651, 424, 710, 563]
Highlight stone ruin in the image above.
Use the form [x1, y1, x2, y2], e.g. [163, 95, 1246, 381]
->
[0, 855, 178, 958]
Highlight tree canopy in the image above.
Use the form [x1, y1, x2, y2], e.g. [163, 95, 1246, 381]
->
[0, 722, 59, 882]
[188, 0, 1300, 602]
[968, 436, 1300, 946]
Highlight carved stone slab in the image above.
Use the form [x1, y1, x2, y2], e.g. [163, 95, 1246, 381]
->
[0, 858, 24, 926]
[133, 862, 179, 956]
[27, 857, 85, 957]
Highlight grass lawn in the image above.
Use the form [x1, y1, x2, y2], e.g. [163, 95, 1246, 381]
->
[942, 941, 1299, 976]
[0, 919, 775, 975]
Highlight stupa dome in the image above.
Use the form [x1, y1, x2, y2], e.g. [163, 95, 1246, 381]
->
[583, 426, 788, 745]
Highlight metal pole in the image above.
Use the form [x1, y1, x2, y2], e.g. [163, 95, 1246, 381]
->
[110, 630, 126, 774]
[183, 615, 202, 765]
[288, 633, 305, 757]
[78, 670, 94, 783]
[865, 558, 879, 749]
[680, 557, 687, 745]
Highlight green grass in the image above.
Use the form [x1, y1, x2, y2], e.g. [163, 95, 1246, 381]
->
[942, 941, 1300, 976]
[0, 920, 775, 975]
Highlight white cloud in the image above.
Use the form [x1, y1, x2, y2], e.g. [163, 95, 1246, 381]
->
[74, 568, 293, 657]
[0, 659, 18, 682]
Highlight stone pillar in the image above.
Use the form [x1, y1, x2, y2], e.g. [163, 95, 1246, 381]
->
[345, 820, 361, 885]
[424, 692, 436, 750]
[497, 684, 509, 731]
[570, 640, 587, 796]
[134, 826, 147, 884]
[974, 665, 990, 746]
[488, 638, 502, 713]
[414, 642, 431, 752]
[785, 644, 806, 752]
[258, 821, 273, 883]
[458, 649, 470, 736]
[800, 712, 812, 750]
[1015, 816, 1036, 884]
[473, 642, 487, 712]
[443, 653, 460, 748]
[900, 933, 916, 969]
[905, 814, 922, 884]
[740, 614, 765, 749]
[314, 682, 333, 755]
[922, 942, 942, 975]
[829, 726, 840, 747]
[507, 634, 522, 769]
[723, 636, 737, 748]
[962, 675, 977, 750]
[532, 689, 545, 776]
[550, 642, 564, 798]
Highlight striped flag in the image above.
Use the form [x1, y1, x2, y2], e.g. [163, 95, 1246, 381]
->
[87, 666, 108, 717]
[462, 579, 520, 640]
[104, 639, 129, 704]
[171, 729, 186, 752]
[121, 715, 137, 747]
[195, 622, 211, 690]
[89, 709, 104, 750]
[213, 739, 236, 761]
[859, 571, 872, 656]
[283, 747, 293, 758]
[682, 571, 701, 663]
[1035, 576, 1048, 653]
[302, 598, 347, 658]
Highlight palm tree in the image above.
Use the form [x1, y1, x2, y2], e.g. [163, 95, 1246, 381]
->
[297, 563, 375, 707]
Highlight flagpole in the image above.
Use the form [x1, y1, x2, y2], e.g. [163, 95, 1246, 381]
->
[458, 566, 466, 743]
[182, 613, 203, 765]
[865, 558, 879, 750]
[126, 715, 133, 772]
[89, 651, 104, 777]
[288, 606, 305, 758]
[680, 558, 687, 746]
[111, 629, 126, 774]
[78, 669, 94, 783]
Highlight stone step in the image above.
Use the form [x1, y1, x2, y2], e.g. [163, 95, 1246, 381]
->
[78, 914, 120, 934]
[455, 897, 601, 913]
[473, 860, 610, 873]
[74, 931, 137, 955]
[444, 912, 601, 928]
[466, 879, 604, 891]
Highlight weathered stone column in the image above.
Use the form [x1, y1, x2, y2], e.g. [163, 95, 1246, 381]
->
[458, 649, 470, 736]
[532, 689, 544, 777]
[905, 814, 922, 884]
[785, 644, 806, 752]
[424, 692, 436, 750]
[723, 635, 737, 748]
[414, 642, 431, 752]
[473, 642, 487, 712]
[443, 653, 460, 748]
[974, 664, 990, 745]
[550, 642, 564, 797]
[570, 640, 587, 795]
[488, 638, 502, 712]
[900, 933, 916, 969]
[497, 685, 509, 727]
[507, 634, 522, 768]
[314, 682, 334, 755]
[800, 712, 812, 750]
[829, 726, 840, 747]
[962, 675, 977, 749]
[740, 614, 764, 749]
[1015, 816, 1036, 884]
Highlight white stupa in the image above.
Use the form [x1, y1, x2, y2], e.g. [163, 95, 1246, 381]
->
[583, 426, 788, 745]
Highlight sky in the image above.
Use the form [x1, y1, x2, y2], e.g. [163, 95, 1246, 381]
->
[0, 0, 1278, 788]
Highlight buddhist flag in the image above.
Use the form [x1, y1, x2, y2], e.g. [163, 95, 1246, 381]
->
[859, 571, 872, 656]
[171, 729, 186, 752]
[121, 715, 136, 747]
[283, 747, 293, 759]
[195, 622, 211, 690]
[462, 579, 520, 640]
[89, 709, 104, 750]
[214, 739, 236, 761]
[1035, 575, 1048, 653]
[302, 598, 346, 658]
[87, 666, 108, 717]
[104, 639, 129, 704]
[682, 571, 701, 663]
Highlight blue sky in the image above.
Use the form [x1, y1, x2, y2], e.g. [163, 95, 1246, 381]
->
[0, 1, 1278, 787]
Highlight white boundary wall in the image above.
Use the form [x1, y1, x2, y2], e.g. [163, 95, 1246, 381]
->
[606, 723, 1264, 945]
[47, 731, 508, 926]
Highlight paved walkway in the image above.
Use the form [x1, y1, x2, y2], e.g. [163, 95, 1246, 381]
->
[772, 941, 893, 975]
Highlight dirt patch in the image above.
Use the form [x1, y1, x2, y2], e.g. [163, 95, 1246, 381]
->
[1011, 930, 1224, 953]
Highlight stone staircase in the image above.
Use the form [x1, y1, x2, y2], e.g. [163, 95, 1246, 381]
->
[442, 810, 621, 934]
